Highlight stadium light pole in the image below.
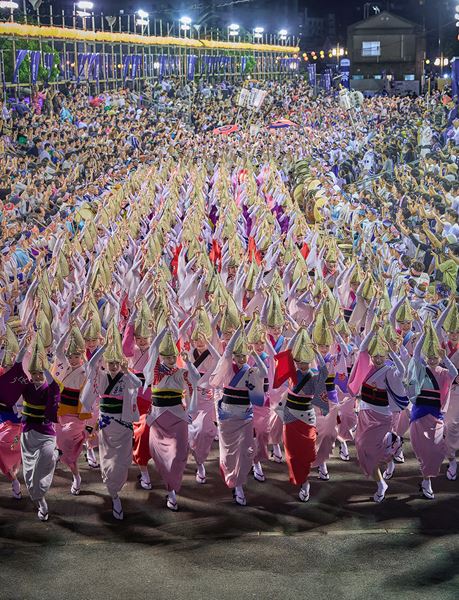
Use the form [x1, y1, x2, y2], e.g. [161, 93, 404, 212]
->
[0, 1, 19, 22]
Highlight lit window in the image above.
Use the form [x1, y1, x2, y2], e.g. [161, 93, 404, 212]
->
[362, 41, 380, 57]
[404, 74, 415, 81]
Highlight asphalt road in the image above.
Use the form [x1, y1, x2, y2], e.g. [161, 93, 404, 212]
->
[1, 440, 458, 600]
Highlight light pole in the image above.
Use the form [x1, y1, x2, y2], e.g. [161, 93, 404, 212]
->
[228, 23, 240, 42]
[253, 27, 264, 44]
[73, 1, 94, 72]
[74, 1, 94, 30]
[136, 9, 149, 35]
[180, 16, 192, 39]
[278, 29, 287, 46]
[0, 0, 18, 22]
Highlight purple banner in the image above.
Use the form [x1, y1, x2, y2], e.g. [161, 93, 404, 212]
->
[30, 51, 41, 84]
[339, 58, 351, 90]
[307, 63, 316, 86]
[452, 58, 459, 100]
[87, 53, 100, 80]
[77, 53, 90, 82]
[187, 55, 197, 80]
[44, 53, 54, 78]
[323, 69, 332, 93]
[159, 55, 166, 78]
[131, 54, 140, 78]
[13, 49, 29, 83]
[122, 55, 131, 81]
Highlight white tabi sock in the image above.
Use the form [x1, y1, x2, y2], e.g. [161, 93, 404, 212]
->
[339, 441, 349, 455]
[272, 444, 282, 458]
[168, 490, 177, 503]
[235, 485, 245, 499]
[377, 480, 388, 495]
[253, 462, 264, 477]
[87, 447, 97, 462]
[373, 479, 388, 503]
[197, 464, 206, 478]
[12, 479, 20, 495]
[384, 460, 395, 479]
[139, 466, 151, 484]
[112, 495, 123, 518]
[422, 479, 433, 495]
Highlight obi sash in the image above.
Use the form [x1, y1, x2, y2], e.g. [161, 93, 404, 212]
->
[221, 386, 250, 405]
[59, 386, 79, 409]
[22, 400, 46, 424]
[150, 388, 183, 407]
[286, 390, 313, 411]
[361, 382, 389, 407]
[100, 372, 124, 414]
[411, 368, 442, 422]
[100, 395, 123, 414]
[58, 386, 91, 418]
[325, 373, 339, 403]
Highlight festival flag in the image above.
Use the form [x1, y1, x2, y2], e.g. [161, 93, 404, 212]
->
[300, 242, 310, 259]
[273, 350, 296, 388]
[170, 243, 182, 277]
[209, 239, 222, 266]
[213, 124, 239, 136]
[247, 236, 262, 265]
[269, 118, 297, 129]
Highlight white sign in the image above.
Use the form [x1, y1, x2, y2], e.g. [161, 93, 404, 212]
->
[237, 88, 250, 107]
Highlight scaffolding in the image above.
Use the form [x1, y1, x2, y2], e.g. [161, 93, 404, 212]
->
[0, 21, 301, 96]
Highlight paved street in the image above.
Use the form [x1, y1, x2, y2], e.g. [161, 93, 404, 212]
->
[1, 441, 458, 600]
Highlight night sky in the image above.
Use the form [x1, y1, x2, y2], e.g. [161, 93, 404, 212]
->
[43, 0, 459, 55]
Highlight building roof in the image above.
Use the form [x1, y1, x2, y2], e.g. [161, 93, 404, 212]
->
[348, 10, 421, 34]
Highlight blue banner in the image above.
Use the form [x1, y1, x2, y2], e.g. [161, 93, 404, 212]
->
[339, 58, 351, 89]
[30, 51, 41, 84]
[13, 49, 29, 83]
[452, 58, 459, 100]
[122, 55, 131, 81]
[187, 55, 197, 80]
[44, 53, 54, 79]
[307, 63, 316, 86]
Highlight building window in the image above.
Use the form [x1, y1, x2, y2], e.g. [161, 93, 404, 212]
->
[361, 41, 381, 57]
[352, 75, 364, 80]
[374, 75, 382, 79]
[404, 74, 415, 81]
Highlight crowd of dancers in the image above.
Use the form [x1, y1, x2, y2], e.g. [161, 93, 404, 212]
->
[0, 78, 458, 522]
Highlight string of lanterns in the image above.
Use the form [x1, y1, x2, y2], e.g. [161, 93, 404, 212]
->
[299, 48, 348, 62]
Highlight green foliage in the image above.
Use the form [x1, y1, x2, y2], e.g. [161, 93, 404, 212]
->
[243, 55, 256, 73]
[0, 38, 60, 83]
